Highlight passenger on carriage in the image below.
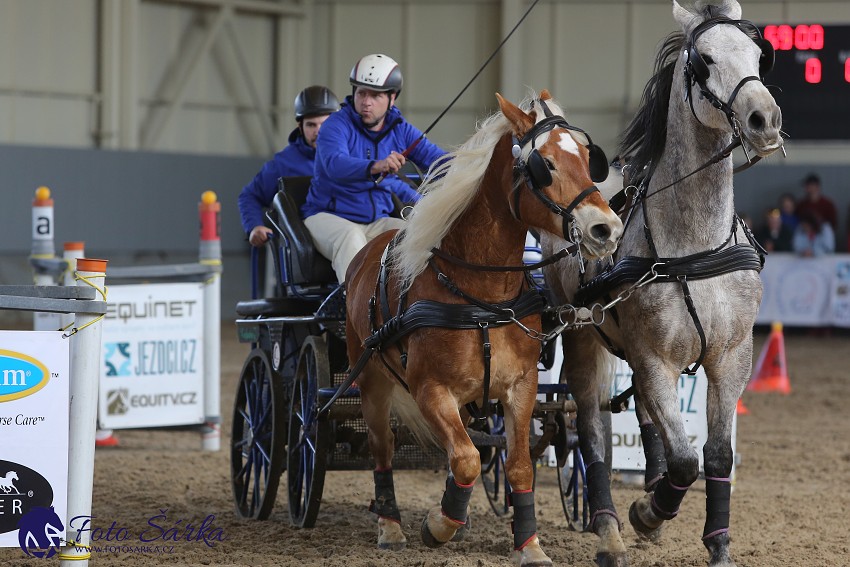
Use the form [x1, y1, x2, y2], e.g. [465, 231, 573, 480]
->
[238, 85, 340, 247]
[302, 53, 447, 283]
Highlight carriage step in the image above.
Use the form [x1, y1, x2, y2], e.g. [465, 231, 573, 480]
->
[318, 386, 360, 399]
[537, 383, 570, 395]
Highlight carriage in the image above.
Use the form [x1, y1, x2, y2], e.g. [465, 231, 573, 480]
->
[230, 175, 598, 531]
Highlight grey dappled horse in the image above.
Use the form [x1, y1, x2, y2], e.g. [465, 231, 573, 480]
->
[542, 1, 782, 566]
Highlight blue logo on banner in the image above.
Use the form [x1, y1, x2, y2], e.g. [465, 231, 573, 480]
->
[104, 343, 131, 377]
[0, 350, 50, 402]
[18, 506, 64, 559]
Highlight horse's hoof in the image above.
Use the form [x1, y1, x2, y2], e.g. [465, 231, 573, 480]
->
[450, 513, 470, 542]
[510, 537, 553, 567]
[377, 517, 407, 551]
[596, 551, 630, 567]
[420, 516, 446, 549]
[705, 531, 735, 567]
[628, 501, 663, 541]
[509, 551, 553, 567]
[378, 541, 406, 551]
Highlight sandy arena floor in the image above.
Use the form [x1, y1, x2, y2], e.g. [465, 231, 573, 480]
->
[2, 327, 849, 566]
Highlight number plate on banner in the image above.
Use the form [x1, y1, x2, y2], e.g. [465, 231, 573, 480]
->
[99, 283, 205, 429]
[0, 331, 69, 547]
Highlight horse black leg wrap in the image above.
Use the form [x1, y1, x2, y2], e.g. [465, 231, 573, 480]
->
[650, 473, 690, 521]
[585, 461, 620, 532]
[369, 469, 401, 523]
[509, 490, 538, 550]
[640, 423, 667, 492]
[702, 477, 731, 540]
[440, 476, 473, 524]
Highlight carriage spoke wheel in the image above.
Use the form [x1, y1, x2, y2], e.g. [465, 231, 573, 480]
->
[557, 444, 589, 531]
[554, 408, 611, 531]
[480, 415, 511, 517]
[231, 348, 285, 520]
[287, 335, 331, 528]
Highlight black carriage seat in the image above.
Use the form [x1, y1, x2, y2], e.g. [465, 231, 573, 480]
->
[268, 176, 337, 289]
[235, 296, 321, 318]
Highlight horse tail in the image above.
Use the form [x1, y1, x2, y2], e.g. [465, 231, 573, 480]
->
[390, 387, 441, 448]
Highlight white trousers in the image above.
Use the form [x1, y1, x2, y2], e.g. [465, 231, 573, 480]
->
[303, 212, 407, 283]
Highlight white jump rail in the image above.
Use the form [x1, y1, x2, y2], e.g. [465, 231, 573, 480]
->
[0, 259, 107, 567]
[28, 188, 222, 452]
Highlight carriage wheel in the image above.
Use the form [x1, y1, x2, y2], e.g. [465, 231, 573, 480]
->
[554, 409, 612, 531]
[287, 335, 331, 528]
[231, 348, 286, 520]
[480, 415, 511, 517]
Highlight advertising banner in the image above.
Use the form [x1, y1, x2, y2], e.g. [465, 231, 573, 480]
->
[757, 253, 850, 328]
[0, 331, 69, 548]
[99, 283, 205, 429]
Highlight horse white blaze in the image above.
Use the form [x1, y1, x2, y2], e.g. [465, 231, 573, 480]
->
[557, 132, 580, 156]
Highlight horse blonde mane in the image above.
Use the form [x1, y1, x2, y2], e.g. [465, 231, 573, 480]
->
[393, 93, 560, 288]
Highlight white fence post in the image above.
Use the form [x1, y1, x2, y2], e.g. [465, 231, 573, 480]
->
[61, 242, 85, 329]
[60, 258, 107, 567]
[199, 190, 221, 451]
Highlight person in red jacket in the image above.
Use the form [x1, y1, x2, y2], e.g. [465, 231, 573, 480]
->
[795, 173, 837, 231]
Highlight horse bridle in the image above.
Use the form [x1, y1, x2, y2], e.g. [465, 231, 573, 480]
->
[511, 99, 602, 251]
[609, 18, 777, 214]
[683, 17, 775, 146]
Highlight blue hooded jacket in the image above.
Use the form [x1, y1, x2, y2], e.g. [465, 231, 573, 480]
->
[302, 97, 446, 223]
[238, 128, 315, 234]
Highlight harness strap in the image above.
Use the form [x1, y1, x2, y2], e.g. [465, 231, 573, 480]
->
[430, 245, 577, 273]
[464, 324, 491, 423]
[318, 344, 376, 417]
[678, 276, 707, 375]
[575, 243, 762, 305]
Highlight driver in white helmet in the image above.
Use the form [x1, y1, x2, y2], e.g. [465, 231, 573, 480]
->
[302, 53, 447, 283]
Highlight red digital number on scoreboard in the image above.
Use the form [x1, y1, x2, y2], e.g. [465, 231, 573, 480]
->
[764, 24, 824, 51]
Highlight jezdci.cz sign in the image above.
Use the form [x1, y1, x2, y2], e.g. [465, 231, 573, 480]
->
[99, 283, 205, 429]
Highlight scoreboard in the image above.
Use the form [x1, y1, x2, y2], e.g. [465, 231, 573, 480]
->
[759, 24, 850, 140]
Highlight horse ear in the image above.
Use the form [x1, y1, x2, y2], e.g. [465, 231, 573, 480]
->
[539, 89, 552, 101]
[695, 0, 742, 21]
[496, 92, 534, 138]
[672, 0, 700, 32]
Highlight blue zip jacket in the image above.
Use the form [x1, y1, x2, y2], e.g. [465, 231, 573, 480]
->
[238, 128, 314, 234]
[302, 97, 446, 223]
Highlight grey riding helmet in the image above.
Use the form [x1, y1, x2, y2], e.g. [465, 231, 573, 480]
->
[294, 86, 340, 121]
[349, 54, 403, 97]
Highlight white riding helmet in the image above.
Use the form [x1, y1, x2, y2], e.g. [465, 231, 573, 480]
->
[349, 54, 403, 97]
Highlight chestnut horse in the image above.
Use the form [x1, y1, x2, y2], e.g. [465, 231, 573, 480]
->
[344, 91, 622, 565]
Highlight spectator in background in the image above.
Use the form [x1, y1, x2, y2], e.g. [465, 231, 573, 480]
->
[795, 173, 837, 230]
[792, 210, 835, 257]
[756, 208, 793, 252]
[778, 192, 798, 232]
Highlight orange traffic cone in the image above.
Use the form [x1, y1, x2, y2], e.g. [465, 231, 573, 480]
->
[736, 398, 750, 415]
[747, 321, 791, 394]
